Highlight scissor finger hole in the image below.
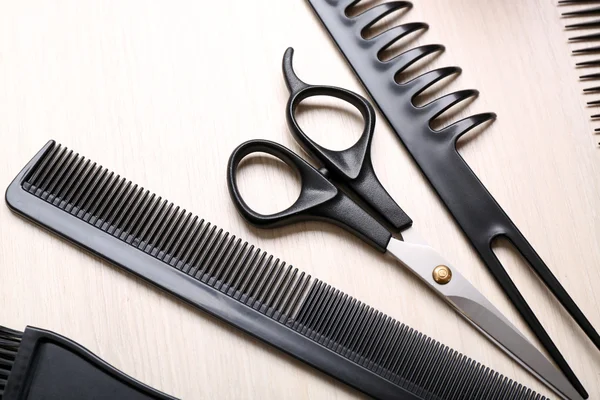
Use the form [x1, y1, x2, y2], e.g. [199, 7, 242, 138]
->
[295, 95, 365, 151]
[235, 152, 302, 216]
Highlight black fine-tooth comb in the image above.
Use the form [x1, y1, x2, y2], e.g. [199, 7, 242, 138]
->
[309, 0, 600, 397]
[0, 325, 176, 399]
[4, 140, 549, 400]
[560, 0, 600, 139]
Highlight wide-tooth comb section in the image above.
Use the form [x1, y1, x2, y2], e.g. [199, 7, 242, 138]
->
[8, 141, 549, 400]
[0, 326, 23, 397]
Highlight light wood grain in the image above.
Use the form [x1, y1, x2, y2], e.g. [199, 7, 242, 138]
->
[0, 1, 598, 398]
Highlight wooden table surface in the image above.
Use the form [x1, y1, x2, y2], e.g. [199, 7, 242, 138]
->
[0, 1, 598, 398]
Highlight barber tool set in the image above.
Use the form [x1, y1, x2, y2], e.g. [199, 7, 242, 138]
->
[560, 0, 600, 140]
[1, 1, 596, 399]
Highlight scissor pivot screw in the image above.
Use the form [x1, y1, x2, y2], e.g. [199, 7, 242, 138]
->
[433, 265, 452, 285]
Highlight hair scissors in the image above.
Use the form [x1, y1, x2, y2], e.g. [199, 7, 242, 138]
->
[226, 48, 583, 400]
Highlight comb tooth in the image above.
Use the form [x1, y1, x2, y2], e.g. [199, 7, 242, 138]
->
[577, 59, 600, 67]
[371, 22, 428, 53]
[566, 19, 600, 29]
[405, 66, 462, 98]
[354, 2, 412, 32]
[584, 85, 600, 92]
[570, 32, 600, 41]
[387, 44, 445, 77]
[573, 45, 600, 54]
[422, 89, 479, 121]
[439, 112, 496, 142]
[580, 72, 600, 79]
[563, 6, 600, 16]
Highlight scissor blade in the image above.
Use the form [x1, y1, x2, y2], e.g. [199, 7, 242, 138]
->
[386, 232, 583, 400]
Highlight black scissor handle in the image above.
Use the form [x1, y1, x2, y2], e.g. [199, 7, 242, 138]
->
[282, 48, 412, 232]
[227, 140, 392, 252]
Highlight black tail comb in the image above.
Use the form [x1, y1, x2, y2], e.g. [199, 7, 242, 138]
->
[309, 0, 598, 397]
[0, 324, 174, 399]
[5, 140, 549, 400]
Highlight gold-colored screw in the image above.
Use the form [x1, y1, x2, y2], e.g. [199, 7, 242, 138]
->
[432, 265, 452, 285]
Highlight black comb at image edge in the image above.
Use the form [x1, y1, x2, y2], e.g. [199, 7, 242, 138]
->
[5, 140, 548, 400]
[0, 325, 175, 399]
